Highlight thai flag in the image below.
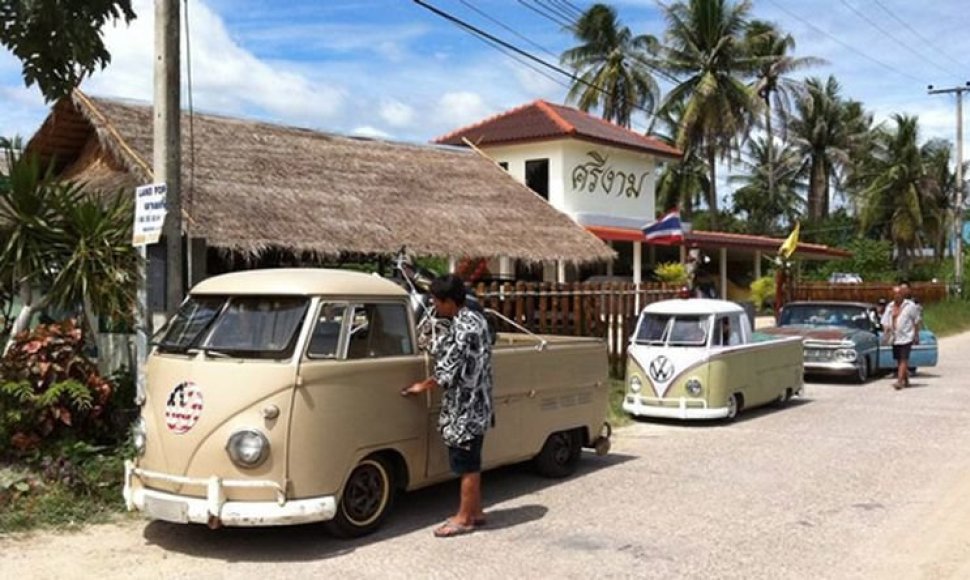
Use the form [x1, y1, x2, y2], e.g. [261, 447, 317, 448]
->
[642, 210, 684, 244]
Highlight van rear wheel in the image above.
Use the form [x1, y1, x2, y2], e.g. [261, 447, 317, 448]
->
[533, 429, 582, 478]
[328, 455, 396, 538]
[725, 394, 741, 421]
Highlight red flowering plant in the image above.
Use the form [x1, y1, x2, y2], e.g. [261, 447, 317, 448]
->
[0, 319, 113, 455]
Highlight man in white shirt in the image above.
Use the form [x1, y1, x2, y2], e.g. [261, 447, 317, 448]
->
[880, 286, 921, 390]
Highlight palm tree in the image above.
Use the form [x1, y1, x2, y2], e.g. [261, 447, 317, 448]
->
[651, 101, 710, 218]
[919, 138, 965, 259]
[561, 4, 660, 127]
[744, 20, 822, 199]
[857, 115, 928, 269]
[730, 137, 805, 234]
[788, 76, 871, 220]
[658, 0, 758, 220]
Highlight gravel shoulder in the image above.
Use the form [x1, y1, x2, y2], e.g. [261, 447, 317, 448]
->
[4, 331, 970, 579]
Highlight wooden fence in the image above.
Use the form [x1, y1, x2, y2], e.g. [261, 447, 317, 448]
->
[792, 282, 948, 304]
[472, 281, 680, 376]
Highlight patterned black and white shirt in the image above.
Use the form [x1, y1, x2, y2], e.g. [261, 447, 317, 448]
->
[433, 307, 494, 448]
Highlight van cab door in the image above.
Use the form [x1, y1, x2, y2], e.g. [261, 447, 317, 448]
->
[289, 300, 428, 498]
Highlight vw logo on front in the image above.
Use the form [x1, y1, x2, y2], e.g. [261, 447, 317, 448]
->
[648, 355, 674, 382]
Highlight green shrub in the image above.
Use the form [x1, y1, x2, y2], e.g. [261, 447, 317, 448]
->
[0, 320, 113, 455]
[750, 276, 776, 311]
[655, 262, 688, 285]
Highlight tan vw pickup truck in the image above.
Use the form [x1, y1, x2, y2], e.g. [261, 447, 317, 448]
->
[124, 269, 611, 536]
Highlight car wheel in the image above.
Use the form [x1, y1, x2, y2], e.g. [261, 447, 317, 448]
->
[533, 429, 582, 478]
[328, 455, 396, 538]
[909, 367, 917, 375]
[725, 393, 742, 421]
[855, 356, 869, 384]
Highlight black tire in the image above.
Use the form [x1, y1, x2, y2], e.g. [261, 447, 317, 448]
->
[725, 393, 742, 421]
[328, 455, 396, 538]
[533, 429, 582, 478]
[775, 388, 793, 406]
[855, 356, 869, 384]
[909, 367, 917, 375]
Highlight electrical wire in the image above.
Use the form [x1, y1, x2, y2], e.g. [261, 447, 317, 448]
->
[517, 0, 573, 29]
[762, 0, 925, 83]
[836, 0, 955, 78]
[870, 0, 968, 72]
[456, 0, 560, 60]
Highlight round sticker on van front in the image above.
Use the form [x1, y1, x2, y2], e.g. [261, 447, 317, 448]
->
[164, 382, 204, 434]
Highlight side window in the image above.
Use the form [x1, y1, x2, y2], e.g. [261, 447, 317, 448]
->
[716, 315, 743, 346]
[307, 303, 347, 359]
[346, 303, 414, 360]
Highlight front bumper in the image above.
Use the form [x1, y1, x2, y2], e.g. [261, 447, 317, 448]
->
[803, 361, 857, 375]
[623, 395, 729, 420]
[123, 460, 337, 527]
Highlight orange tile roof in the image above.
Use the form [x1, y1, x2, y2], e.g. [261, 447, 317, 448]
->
[434, 99, 682, 158]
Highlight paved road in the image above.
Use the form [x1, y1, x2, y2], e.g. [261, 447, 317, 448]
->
[4, 332, 970, 579]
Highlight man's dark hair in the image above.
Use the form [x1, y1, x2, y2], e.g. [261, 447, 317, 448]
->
[430, 274, 467, 306]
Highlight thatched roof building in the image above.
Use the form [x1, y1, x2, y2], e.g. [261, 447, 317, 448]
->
[26, 90, 613, 264]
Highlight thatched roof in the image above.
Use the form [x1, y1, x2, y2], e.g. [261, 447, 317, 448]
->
[25, 90, 614, 264]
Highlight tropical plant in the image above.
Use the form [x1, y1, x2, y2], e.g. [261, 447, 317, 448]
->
[730, 137, 805, 234]
[658, 0, 758, 220]
[651, 101, 710, 217]
[856, 115, 930, 270]
[744, 20, 822, 199]
[749, 275, 775, 311]
[788, 76, 872, 220]
[0, 0, 136, 101]
[561, 3, 660, 127]
[654, 261, 688, 285]
[0, 320, 113, 454]
[919, 138, 964, 259]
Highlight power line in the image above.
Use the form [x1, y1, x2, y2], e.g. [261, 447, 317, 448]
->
[517, 0, 573, 29]
[763, 0, 925, 83]
[456, 0, 560, 60]
[836, 0, 955, 78]
[536, 0, 579, 23]
[549, 0, 584, 19]
[870, 0, 967, 72]
[412, 0, 659, 118]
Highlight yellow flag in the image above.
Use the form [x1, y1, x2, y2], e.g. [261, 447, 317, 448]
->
[779, 222, 800, 258]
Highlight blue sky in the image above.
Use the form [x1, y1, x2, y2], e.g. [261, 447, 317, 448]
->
[1, 0, 969, 149]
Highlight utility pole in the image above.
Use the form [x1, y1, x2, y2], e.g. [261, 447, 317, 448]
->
[155, 0, 182, 315]
[929, 82, 970, 295]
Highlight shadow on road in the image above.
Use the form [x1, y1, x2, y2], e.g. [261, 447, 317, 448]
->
[141, 452, 634, 562]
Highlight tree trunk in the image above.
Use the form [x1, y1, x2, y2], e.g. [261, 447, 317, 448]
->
[808, 154, 827, 221]
[4, 284, 36, 355]
[765, 97, 774, 205]
[707, 144, 718, 222]
[81, 291, 117, 376]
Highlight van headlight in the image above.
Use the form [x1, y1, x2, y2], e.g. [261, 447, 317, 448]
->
[629, 375, 642, 393]
[226, 429, 270, 468]
[685, 378, 703, 396]
[131, 417, 147, 456]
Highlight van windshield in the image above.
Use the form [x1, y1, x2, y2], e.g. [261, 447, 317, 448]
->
[635, 314, 711, 347]
[157, 295, 309, 358]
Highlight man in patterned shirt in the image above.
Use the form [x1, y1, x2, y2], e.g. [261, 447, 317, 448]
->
[402, 274, 493, 537]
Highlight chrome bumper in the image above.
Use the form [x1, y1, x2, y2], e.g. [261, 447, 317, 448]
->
[123, 460, 337, 527]
[803, 361, 857, 375]
[622, 395, 729, 420]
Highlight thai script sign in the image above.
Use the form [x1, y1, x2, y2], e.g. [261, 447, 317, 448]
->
[133, 183, 168, 246]
[571, 151, 648, 198]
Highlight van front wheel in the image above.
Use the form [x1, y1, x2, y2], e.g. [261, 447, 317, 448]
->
[533, 429, 582, 478]
[328, 455, 396, 538]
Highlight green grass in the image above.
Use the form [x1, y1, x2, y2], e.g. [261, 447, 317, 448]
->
[607, 378, 632, 428]
[922, 299, 970, 338]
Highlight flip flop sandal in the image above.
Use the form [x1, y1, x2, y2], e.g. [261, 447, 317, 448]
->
[434, 521, 475, 538]
[473, 518, 487, 527]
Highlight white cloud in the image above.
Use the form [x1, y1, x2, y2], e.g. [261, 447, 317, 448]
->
[435, 91, 492, 130]
[351, 126, 392, 139]
[83, 0, 345, 125]
[379, 100, 415, 128]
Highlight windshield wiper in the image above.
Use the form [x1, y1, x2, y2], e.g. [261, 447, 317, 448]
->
[185, 347, 234, 358]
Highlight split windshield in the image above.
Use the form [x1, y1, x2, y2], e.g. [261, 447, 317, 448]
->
[156, 295, 309, 358]
[780, 305, 873, 330]
[635, 314, 711, 347]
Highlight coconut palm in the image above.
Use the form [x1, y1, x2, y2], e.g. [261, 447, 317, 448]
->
[658, 0, 758, 219]
[561, 3, 660, 127]
[744, 20, 822, 199]
[788, 76, 871, 220]
[857, 115, 928, 269]
[919, 138, 965, 259]
[730, 137, 805, 234]
[651, 101, 710, 217]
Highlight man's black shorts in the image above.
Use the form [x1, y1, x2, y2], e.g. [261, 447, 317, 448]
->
[892, 342, 912, 361]
[447, 435, 484, 475]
